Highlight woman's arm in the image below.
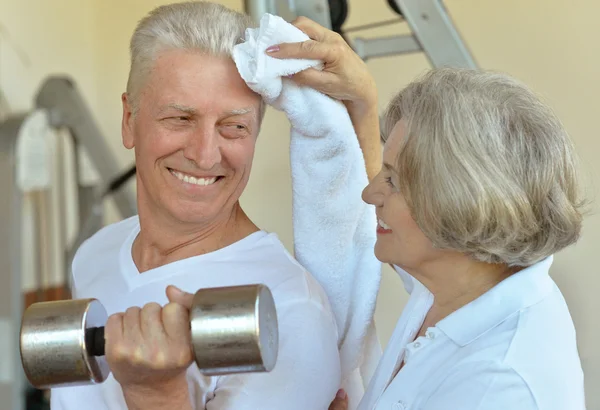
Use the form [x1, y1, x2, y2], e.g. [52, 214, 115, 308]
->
[345, 99, 382, 181]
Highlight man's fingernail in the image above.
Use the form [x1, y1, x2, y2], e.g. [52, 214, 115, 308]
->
[336, 389, 347, 399]
[266, 45, 280, 53]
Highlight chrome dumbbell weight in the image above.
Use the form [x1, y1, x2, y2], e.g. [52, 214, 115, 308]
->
[20, 284, 278, 389]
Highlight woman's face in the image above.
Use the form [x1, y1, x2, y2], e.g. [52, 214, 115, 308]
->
[362, 121, 449, 270]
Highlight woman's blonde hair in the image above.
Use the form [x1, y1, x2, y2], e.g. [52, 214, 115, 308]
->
[383, 68, 584, 267]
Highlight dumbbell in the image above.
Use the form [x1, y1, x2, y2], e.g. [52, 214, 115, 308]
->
[20, 284, 278, 389]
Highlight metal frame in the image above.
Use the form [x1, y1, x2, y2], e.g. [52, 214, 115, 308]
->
[35, 77, 137, 219]
[0, 76, 137, 408]
[0, 114, 27, 410]
[245, 0, 331, 31]
[246, 0, 477, 69]
[354, 0, 477, 68]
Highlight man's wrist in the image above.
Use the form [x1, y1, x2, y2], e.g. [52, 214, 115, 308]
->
[122, 379, 192, 410]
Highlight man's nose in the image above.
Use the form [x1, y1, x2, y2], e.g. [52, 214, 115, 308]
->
[183, 125, 222, 170]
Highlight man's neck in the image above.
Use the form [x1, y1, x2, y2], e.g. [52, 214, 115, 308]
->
[133, 203, 259, 273]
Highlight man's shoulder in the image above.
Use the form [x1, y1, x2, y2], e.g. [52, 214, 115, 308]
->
[76, 216, 139, 257]
[246, 232, 305, 274]
[220, 232, 327, 303]
[244, 233, 334, 315]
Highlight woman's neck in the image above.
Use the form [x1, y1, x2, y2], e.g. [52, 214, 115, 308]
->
[410, 255, 520, 328]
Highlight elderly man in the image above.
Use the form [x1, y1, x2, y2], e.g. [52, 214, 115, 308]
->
[50, 2, 341, 409]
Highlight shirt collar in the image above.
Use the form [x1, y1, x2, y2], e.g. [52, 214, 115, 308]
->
[436, 255, 556, 347]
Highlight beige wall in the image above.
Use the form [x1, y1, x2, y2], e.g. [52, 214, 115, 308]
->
[2, 0, 598, 406]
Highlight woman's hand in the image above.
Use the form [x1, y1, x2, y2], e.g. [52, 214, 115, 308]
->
[266, 17, 383, 180]
[266, 16, 377, 115]
[329, 389, 349, 410]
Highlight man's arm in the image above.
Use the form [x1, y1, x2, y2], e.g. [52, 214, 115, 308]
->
[206, 300, 341, 409]
[122, 381, 193, 410]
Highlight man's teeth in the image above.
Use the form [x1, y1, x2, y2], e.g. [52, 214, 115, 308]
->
[379, 219, 391, 230]
[171, 170, 217, 186]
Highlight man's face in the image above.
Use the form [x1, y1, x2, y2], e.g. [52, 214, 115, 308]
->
[122, 49, 262, 225]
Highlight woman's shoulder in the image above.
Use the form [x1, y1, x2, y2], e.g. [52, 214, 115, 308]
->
[443, 291, 585, 410]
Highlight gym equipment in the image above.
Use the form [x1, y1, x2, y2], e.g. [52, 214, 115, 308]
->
[245, 0, 477, 68]
[1, 78, 138, 409]
[20, 284, 278, 389]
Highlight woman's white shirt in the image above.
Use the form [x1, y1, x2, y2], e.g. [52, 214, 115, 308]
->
[359, 256, 586, 410]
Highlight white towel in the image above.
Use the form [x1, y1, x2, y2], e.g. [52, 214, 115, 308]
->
[233, 13, 383, 398]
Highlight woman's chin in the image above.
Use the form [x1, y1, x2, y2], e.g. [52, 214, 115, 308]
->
[373, 244, 395, 265]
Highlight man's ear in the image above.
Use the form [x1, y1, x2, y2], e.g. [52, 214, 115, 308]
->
[121, 93, 135, 149]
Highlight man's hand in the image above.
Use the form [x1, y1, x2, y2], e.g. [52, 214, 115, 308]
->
[104, 286, 196, 410]
[329, 389, 349, 410]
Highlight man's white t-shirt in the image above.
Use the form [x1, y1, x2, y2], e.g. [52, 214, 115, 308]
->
[50, 216, 341, 410]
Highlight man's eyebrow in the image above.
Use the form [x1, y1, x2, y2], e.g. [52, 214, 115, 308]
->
[159, 104, 197, 115]
[225, 107, 255, 117]
[158, 104, 257, 119]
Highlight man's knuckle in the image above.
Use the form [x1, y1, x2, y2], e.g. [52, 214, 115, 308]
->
[125, 306, 140, 315]
[163, 301, 180, 316]
[106, 313, 121, 327]
[143, 302, 161, 311]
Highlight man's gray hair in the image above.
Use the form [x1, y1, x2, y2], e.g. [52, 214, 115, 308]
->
[127, 1, 262, 116]
[383, 67, 585, 267]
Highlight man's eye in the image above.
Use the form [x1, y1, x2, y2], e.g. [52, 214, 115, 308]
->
[162, 116, 190, 123]
[225, 124, 250, 132]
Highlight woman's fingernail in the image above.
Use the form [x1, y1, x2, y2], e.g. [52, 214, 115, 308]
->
[266, 45, 280, 53]
[336, 389, 347, 400]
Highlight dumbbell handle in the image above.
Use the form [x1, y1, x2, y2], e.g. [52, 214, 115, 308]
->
[84, 327, 105, 357]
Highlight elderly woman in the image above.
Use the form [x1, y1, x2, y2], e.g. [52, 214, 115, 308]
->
[268, 18, 587, 410]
